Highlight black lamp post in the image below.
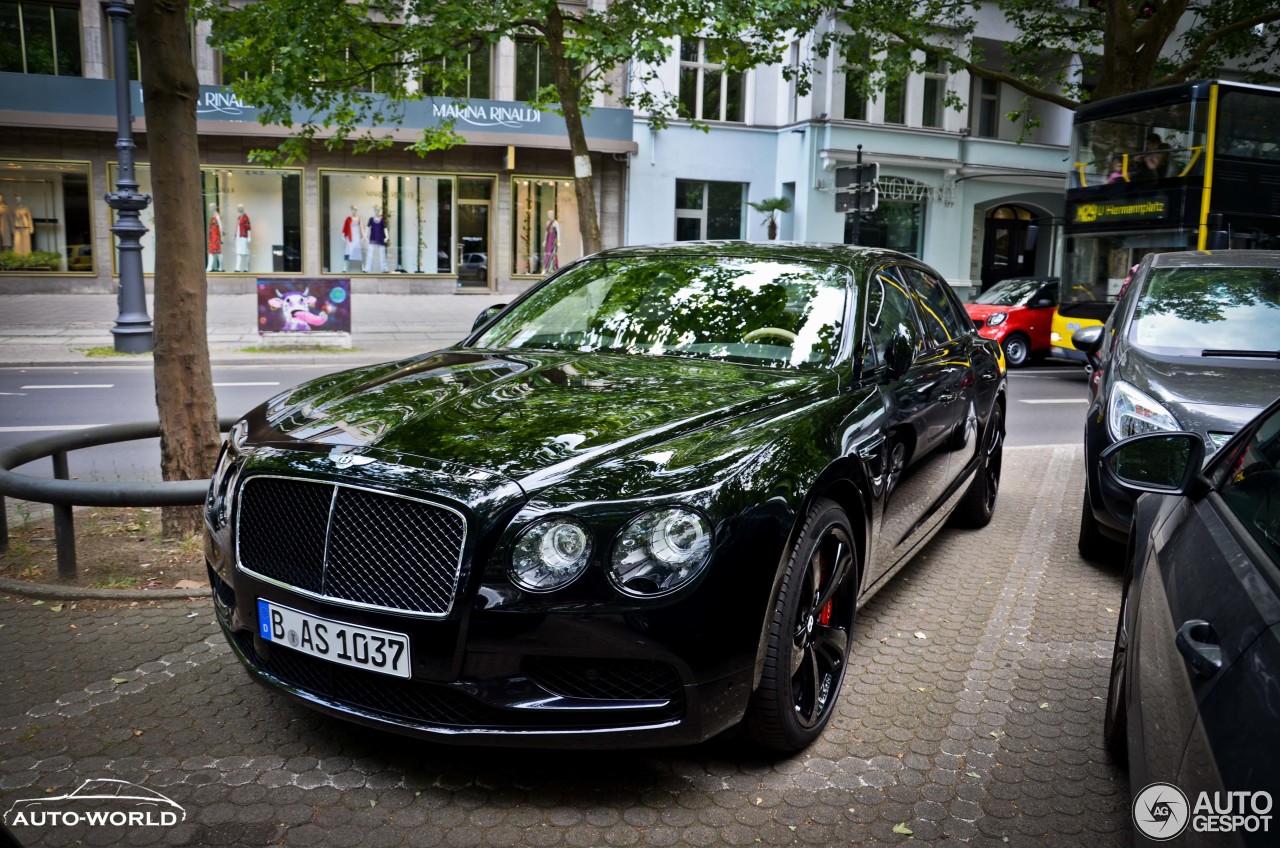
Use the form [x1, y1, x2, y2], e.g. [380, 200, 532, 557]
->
[104, 0, 153, 353]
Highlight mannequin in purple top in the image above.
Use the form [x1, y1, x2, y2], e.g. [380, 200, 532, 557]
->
[364, 207, 389, 273]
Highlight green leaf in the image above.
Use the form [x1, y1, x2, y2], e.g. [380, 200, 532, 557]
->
[893, 822, 913, 835]
[112, 678, 129, 684]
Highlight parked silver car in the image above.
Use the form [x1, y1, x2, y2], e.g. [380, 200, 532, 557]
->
[1076, 249, 1280, 560]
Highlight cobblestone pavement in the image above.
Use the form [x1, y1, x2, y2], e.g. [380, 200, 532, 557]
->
[0, 445, 1131, 847]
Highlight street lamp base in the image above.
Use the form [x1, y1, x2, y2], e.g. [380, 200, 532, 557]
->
[111, 325, 155, 354]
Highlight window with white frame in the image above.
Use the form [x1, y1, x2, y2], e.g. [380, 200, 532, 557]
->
[973, 77, 999, 137]
[841, 38, 869, 121]
[675, 180, 745, 240]
[678, 39, 745, 123]
[922, 56, 947, 128]
[881, 44, 910, 125]
[515, 37, 554, 101]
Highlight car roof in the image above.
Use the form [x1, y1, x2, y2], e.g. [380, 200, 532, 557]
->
[590, 240, 924, 270]
[1149, 250, 1280, 269]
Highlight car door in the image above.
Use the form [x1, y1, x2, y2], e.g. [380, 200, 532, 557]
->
[862, 266, 962, 581]
[1173, 411, 1280, 813]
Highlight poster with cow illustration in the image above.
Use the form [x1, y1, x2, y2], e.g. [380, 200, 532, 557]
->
[257, 279, 351, 334]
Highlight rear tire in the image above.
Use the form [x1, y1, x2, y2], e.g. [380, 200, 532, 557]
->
[745, 499, 857, 753]
[1002, 334, 1030, 368]
[1103, 552, 1134, 766]
[950, 403, 1003, 529]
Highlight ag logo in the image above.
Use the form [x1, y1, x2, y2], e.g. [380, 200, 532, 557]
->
[1074, 203, 1099, 224]
[1133, 782, 1190, 840]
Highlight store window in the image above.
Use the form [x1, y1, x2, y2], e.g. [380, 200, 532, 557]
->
[922, 57, 947, 128]
[678, 38, 745, 123]
[0, 0, 81, 76]
[0, 159, 92, 273]
[844, 178, 926, 257]
[320, 171, 458, 275]
[512, 177, 580, 275]
[674, 179, 744, 241]
[109, 165, 302, 275]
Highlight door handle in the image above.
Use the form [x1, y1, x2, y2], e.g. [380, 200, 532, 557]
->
[1176, 619, 1223, 678]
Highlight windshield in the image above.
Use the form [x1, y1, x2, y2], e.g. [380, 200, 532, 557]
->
[1131, 266, 1280, 354]
[974, 279, 1043, 306]
[473, 255, 849, 369]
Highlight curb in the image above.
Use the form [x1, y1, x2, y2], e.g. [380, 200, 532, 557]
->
[0, 575, 206, 602]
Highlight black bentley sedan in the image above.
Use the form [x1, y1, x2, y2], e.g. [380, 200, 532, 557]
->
[1101, 397, 1280, 843]
[205, 242, 1006, 751]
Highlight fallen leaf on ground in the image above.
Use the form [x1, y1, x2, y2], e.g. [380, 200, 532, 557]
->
[893, 822, 913, 835]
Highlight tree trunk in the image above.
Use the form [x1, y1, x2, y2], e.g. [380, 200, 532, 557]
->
[545, 3, 603, 256]
[135, 0, 221, 539]
[767, 218, 778, 240]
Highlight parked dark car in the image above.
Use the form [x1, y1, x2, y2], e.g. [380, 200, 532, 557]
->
[1101, 397, 1280, 844]
[1076, 250, 1280, 561]
[205, 242, 1006, 751]
[964, 276, 1058, 367]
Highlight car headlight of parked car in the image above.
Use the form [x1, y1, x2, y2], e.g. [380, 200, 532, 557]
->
[986, 312, 1007, 327]
[509, 517, 594, 592]
[206, 420, 250, 529]
[608, 507, 713, 597]
[1108, 380, 1180, 441]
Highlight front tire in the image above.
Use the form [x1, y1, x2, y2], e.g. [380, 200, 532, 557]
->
[745, 498, 857, 753]
[1077, 489, 1122, 563]
[950, 402, 1003, 528]
[1002, 333, 1031, 368]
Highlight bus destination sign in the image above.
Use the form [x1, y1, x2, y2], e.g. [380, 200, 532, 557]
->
[1071, 196, 1169, 225]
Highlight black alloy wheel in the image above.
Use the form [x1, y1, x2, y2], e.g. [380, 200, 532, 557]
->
[1002, 333, 1030, 368]
[950, 402, 1004, 528]
[746, 498, 857, 752]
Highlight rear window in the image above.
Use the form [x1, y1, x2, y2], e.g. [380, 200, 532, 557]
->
[1130, 266, 1280, 355]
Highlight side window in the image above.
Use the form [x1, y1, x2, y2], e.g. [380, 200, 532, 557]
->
[863, 269, 924, 372]
[1216, 410, 1280, 562]
[900, 266, 968, 345]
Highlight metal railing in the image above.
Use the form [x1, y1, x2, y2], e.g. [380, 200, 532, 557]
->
[0, 419, 236, 579]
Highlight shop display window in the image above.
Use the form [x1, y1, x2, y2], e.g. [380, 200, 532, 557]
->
[320, 171, 455, 275]
[511, 177, 580, 276]
[0, 159, 93, 273]
[109, 164, 302, 274]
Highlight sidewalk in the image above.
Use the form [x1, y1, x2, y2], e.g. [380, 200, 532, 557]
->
[0, 291, 511, 368]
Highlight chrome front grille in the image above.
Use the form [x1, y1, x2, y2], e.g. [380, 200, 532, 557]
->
[236, 476, 466, 617]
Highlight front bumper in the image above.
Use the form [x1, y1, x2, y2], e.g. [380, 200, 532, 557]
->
[210, 565, 754, 748]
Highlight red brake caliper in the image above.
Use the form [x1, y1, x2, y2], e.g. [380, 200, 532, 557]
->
[818, 552, 833, 626]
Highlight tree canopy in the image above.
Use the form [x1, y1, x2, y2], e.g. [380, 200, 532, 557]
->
[831, 0, 1280, 114]
[201, 0, 826, 253]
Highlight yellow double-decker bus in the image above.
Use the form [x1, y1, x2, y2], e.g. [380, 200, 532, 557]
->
[1051, 80, 1280, 361]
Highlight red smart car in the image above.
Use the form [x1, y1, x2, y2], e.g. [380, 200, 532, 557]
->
[964, 276, 1059, 367]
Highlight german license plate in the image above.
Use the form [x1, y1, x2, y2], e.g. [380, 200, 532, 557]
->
[257, 599, 411, 679]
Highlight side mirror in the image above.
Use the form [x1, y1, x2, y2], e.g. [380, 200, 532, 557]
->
[1072, 325, 1104, 355]
[1031, 298, 1055, 309]
[471, 304, 507, 332]
[1100, 432, 1206, 495]
[883, 329, 914, 381]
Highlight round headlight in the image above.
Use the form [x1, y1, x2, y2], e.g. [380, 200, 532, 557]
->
[609, 508, 712, 597]
[510, 518, 592, 593]
[986, 312, 1007, 327]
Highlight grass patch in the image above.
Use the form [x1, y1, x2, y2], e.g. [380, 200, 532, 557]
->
[238, 345, 356, 354]
[82, 346, 150, 358]
[93, 571, 143, 590]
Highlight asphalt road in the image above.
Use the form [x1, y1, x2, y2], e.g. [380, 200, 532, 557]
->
[0, 360, 1091, 486]
[0, 444, 1130, 847]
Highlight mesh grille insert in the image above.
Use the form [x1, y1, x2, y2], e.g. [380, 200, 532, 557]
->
[236, 476, 465, 615]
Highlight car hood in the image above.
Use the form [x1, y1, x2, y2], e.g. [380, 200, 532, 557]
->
[246, 349, 826, 489]
[1120, 347, 1280, 435]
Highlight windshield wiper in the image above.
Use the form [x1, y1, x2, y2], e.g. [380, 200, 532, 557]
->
[1200, 349, 1280, 359]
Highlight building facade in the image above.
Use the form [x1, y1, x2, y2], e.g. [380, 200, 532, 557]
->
[0, 5, 634, 295]
[627, 18, 1075, 294]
